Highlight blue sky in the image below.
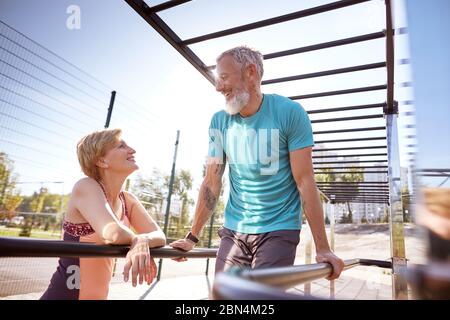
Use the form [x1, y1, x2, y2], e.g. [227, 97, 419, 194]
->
[1, 0, 436, 201]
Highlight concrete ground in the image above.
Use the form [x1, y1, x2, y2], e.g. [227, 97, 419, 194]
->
[0, 223, 427, 300]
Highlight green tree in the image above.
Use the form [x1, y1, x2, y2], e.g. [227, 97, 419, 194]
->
[29, 187, 48, 213]
[0, 152, 22, 219]
[166, 169, 194, 237]
[338, 169, 364, 223]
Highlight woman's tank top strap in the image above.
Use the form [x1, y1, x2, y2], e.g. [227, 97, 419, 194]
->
[119, 191, 129, 220]
[97, 180, 128, 221]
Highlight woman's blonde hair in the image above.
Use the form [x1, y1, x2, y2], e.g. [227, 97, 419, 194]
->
[76, 128, 122, 180]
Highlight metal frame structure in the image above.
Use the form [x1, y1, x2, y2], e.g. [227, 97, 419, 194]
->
[124, 0, 409, 299]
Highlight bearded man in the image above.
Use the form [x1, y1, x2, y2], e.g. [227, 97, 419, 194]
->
[171, 46, 344, 279]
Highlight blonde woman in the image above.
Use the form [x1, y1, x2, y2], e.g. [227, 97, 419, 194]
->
[41, 129, 165, 300]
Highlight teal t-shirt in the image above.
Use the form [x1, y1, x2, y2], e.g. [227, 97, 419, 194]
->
[208, 93, 314, 234]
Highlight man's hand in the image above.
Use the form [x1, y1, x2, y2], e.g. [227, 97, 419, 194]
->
[315, 250, 345, 280]
[169, 238, 196, 262]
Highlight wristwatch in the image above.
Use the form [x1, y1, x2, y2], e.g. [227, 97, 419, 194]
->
[185, 231, 199, 244]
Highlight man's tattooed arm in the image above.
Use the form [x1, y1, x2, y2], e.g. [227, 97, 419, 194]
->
[190, 161, 226, 237]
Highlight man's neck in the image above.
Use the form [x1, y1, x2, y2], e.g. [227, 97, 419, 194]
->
[239, 89, 263, 118]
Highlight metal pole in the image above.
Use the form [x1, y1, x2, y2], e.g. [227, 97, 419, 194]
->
[104, 91, 116, 129]
[385, 0, 408, 300]
[328, 199, 336, 299]
[304, 224, 312, 295]
[157, 130, 180, 281]
[205, 211, 215, 275]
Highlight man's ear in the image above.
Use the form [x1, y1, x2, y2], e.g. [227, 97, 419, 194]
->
[245, 64, 258, 80]
[96, 158, 108, 169]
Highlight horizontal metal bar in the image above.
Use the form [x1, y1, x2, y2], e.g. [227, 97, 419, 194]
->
[314, 165, 388, 169]
[418, 173, 450, 177]
[327, 199, 390, 202]
[262, 62, 386, 85]
[317, 181, 388, 184]
[414, 168, 450, 172]
[313, 146, 386, 152]
[314, 126, 386, 135]
[313, 160, 388, 164]
[319, 185, 389, 189]
[289, 85, 387, 100]
[318, 188, 389, 192]
[321, 192, 390, 196]
[148, 0, 192, 12]
[308, 103, 386, 114]
[323, 196, 390, 199]
[0, 237, 217, 258]
[333, 200, 389, 203]
[315, 171, 388, 174]
[125, 0, 215, 85]
[264, 31, 386, 60]
[311, 114, 384, 123]
[313, 153, 387, 158]
[320, 190, 389, 194]
[315, 136, 386, 144]
[238, 258, 390, 289]
[182, 0, 370, 45]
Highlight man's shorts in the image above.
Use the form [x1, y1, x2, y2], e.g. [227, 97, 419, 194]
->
[215, 227, 300, 274]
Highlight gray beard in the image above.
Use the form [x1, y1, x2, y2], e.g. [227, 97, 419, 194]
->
[224, 89, 250, 115]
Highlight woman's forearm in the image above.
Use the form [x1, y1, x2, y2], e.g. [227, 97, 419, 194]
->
[136, 230, 166, 248]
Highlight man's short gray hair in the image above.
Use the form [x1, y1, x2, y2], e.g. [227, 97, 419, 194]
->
[217, 46, 264, 79]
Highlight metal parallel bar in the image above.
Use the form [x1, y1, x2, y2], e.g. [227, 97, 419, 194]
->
[311, 114, 384, 123]
[324, 197, 390, 200]
[263, 31, 386, 60]
[318, 188, 388, 191]
[319, 187, 389, 191]
[331, 199, 389, 202]
[331, 198, 389, 201]
[417, 173, 450, 177]
[313, 153, 387, 158]
[182, 0, 371, 45]
[148, 0, 192, 13]
[289, 85, 387, 100]
[314, 166, 388, 169]
[308, 103, 386, 114]
[238, 258, 389, 289]
[0, 237, 217, 258]
[414, 168, 450, 173]
[206, 32, 388, 70]
[313, 160, 388, 164]
[318, 184, 389, 187]
[315, 171, 388, 174]
[314, 137, 386, 144]
[322, 193, 390, 197]
[313, 146, 386, 152]
[319, 188, 388, 192]
[124, 0, 215, 85]
[330, 195, 390, 199]
[212, 273, 316, 300]
[316, 181, 388, 184]
[314, 126, 386, 135]
[262, 62, 386, 85]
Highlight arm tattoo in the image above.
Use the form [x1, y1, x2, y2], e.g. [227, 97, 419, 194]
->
[204, 186, 217, 211]
[213, 163, 225, 175]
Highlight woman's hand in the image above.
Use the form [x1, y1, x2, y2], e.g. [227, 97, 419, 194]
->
[123, 236, 157, 286]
